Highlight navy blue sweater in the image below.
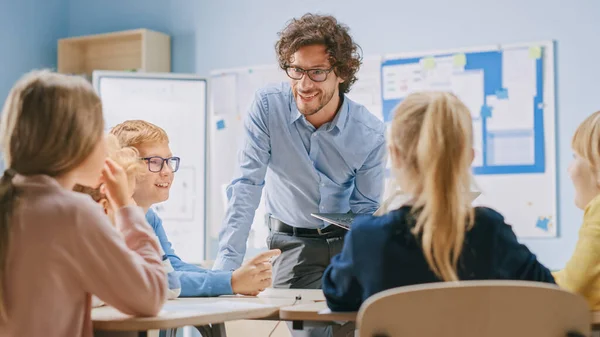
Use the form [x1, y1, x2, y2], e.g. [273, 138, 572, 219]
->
[322, 206, 555, 312]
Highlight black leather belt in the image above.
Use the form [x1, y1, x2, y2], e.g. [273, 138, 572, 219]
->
[268, 217, 346, 238]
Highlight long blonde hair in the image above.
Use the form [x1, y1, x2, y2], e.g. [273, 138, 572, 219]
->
[572, 111, 600, 168]
[389, 91, 474, 281]
[0, 70, 104, 320]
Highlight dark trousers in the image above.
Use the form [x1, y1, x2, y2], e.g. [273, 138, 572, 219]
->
[267, 223, 353, 337]
[268, 231, 345, 289]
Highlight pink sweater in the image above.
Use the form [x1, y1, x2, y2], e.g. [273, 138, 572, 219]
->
[0, 175, 167, 337]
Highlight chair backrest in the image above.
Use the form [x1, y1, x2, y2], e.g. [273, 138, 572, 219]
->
[357, 280, 590, 337]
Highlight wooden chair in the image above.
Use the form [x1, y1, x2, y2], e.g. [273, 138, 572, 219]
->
[357, 280, 590, 337]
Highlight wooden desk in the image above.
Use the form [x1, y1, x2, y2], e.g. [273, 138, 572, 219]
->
[93, 297, 288, 337]
[93, 290, 326, 336]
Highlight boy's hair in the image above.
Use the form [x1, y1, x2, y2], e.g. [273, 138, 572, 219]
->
[388, 91, 474, 283]
[0, 70, 103, 320]
[109, 120, 169, 149]
[572, 111, 600, 169]
[73, 134, 145, 202]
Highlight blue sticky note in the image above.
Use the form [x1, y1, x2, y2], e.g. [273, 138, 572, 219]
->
[480, 105, 492, 118]
[535, 217, 550, 231]
[495, 88, 509, 100]
[216, 119, 226, 130]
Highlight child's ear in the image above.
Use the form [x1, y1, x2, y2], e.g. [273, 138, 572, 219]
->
[99, 199, 110, 214]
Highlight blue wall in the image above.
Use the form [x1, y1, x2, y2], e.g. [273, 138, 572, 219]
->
[0, 0, 68, 107]
[5, 0, 600, 269]
[0, 0, 68, 169]
[67, 0, 200, 73]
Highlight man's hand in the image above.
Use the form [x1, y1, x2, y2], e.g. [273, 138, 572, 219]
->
[231, 249, 281, 296]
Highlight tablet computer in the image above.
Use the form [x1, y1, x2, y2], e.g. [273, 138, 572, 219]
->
[310, 213, 356, 230]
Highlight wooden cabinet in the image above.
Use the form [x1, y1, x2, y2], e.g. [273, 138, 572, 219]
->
[58, 29, 170, 77]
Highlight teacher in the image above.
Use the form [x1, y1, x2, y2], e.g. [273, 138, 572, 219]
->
[213, 13, 386, 291]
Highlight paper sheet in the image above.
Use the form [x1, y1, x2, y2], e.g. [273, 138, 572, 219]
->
[211, 74, 237, 116]
[486, 92, 535, 131]
[472, 120, 484, 167]
[502, 48, 537, 96]
[382, 63, 424, 100]
[451, 70, 484, 119]
[347, 56, 383, 121]
[488, 132, 535, 166]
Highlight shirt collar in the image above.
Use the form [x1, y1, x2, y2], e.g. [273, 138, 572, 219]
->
[289, 92, 349, 132]
[330, 94, 349, 132]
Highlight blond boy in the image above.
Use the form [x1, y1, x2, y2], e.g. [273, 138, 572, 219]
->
[74, 134, 181, 304]
[110, 120, 279, 296]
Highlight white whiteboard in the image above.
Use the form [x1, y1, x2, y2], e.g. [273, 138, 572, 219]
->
[93, 71, 207, 263]
[209, 65, 288, 256]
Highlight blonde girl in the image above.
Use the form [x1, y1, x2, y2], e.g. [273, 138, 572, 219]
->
[322, 91, 554, 312]
[553, 110, 600, 309]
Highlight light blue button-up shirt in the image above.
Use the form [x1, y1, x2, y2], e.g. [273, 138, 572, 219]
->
[213, 82, 386, 271]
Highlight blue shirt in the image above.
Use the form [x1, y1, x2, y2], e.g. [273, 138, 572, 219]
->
[322, 206, 556, 312]
[214, 82, 387, 271]
[146, 209, 233, 297]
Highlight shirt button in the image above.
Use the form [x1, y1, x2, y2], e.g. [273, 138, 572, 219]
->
[312, 133, 317, 137]
[320, 183, 325, 187]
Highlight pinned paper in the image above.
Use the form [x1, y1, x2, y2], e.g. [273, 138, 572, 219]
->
[535, 216, 551, 231]
[480, 105, 492, 118]
[495, 88, 509, 100]
[216, 119, 226, 130]
[453, 53, 467, 67]
[528, 46, 542, 59]
[422, 57, 436, 70]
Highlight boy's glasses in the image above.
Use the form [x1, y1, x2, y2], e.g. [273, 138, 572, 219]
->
[141, 156, 181, 173]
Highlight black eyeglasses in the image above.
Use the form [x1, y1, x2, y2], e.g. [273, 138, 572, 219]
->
[284, 66, 334, 82]
[141, 156, 180, 173]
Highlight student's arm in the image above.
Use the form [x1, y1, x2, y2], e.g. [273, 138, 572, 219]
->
[148, 209, 206, 273]
[350, 137, 386, 214]
[147, 209, 234, 296]
[213, 91, 271, 271]
[492, 215, 555, 283]
[553, 196, 600, 308]
[70, 205, 167, 316]
[322, 228, 363, 312]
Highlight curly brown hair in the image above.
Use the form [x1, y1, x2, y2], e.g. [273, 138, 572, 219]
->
[275, 13, 362, 94]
